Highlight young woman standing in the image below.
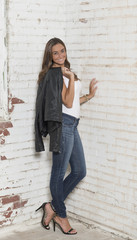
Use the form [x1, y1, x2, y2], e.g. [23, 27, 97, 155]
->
[35, 38, 97, 235]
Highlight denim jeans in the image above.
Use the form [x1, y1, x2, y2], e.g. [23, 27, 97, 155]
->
[50, 113, 86, 218]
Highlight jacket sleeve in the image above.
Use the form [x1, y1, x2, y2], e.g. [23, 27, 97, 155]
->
[35, 117, 45, 152]
[43, 68, 63, 152]
[44, 68, 63, 122]
[35, 82, 45, 152]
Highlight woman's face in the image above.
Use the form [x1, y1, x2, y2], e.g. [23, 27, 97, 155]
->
[52, 43, 66, 67]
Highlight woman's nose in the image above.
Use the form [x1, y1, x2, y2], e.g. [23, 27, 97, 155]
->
[58, 53, 62, 58]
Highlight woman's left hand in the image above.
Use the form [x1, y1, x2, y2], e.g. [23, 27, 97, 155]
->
[88, 78, 98, 99]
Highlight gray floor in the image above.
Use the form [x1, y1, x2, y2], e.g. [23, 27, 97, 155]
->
[0, 221, 125, 240]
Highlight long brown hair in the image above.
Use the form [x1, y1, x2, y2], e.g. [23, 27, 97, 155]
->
[38, 37, 78, 83]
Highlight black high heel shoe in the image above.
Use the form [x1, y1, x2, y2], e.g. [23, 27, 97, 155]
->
[52, 218, 77, 235]
[36, 202, 55, 230]
[36, 202, 50, 230]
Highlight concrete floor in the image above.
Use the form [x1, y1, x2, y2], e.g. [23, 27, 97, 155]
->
[0, 221, 125, 240]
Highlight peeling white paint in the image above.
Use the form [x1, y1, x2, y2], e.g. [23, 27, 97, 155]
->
[0, 0, 8, 120]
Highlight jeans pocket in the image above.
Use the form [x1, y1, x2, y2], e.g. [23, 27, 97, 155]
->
[62, 117, 75, 127]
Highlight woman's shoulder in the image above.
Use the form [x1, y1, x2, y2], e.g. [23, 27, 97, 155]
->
[48, 67, 62, 74]
[43, 67, 62, 79]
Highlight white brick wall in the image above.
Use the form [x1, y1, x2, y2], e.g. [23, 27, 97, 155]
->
[0, 0, 8, 120]
[65, 1, 137, 239]
[0, 0, 137, 239]
[0, 0, 66, 230]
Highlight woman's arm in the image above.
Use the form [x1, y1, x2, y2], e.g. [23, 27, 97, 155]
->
[80, 94, 91, 105]
[80, 78, 97, 105]
[61, 67, 75, 108]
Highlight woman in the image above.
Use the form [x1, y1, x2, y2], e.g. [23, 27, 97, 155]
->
[35, 37, 97, 235]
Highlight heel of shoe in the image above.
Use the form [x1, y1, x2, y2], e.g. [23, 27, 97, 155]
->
[35, 204, 43, 212]
[52, 218, 77, 235]
[35, 202, 47, 212]
[53, 219, 56, 232]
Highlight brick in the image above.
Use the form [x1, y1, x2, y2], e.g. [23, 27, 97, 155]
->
[11, 97, 24, 104]
[3, 129, 10, 136]
[3, 210, 13, 219]
[13, 200, 27, 209]
[0, 122, 13, 129]
[1, 155, 7, 160]
[2, 195, 20, 205]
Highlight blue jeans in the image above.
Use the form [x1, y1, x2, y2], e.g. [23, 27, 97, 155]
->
[50, 113, 86, 218]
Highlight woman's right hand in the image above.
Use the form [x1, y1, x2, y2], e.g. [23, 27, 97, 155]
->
[61, 67, 74, 79]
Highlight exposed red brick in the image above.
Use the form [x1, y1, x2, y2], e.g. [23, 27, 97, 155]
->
[3, 129, 10, 136]
[13, 202, 20, 209]
[0, 220, 6, 226]
[11, 97, 24, 104]
[0, 121, 12, 145]
[7, 207, 11, 211]
[20, 200, 28, 207]
[1, 156, 7, 160]
[8, 105, 14, 113]
[8, 96, 24, 113]
[0, 121, 13, 129]
[3, 210, 13, 218]
[0, 139, 5, 144]
[2, 195, 20, 205]
[13, 200, 27, 209]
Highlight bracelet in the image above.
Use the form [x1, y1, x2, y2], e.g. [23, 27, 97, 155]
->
[84, 94, 89, 102]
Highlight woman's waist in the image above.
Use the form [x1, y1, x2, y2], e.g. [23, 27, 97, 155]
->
[62, 113, 80, 127]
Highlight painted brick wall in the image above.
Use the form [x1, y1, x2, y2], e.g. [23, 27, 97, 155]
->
[0, 0, 8, 120]
[65, 1, 137, 239]
[0, 0, 66, 231]
[0, 0, 137, 239]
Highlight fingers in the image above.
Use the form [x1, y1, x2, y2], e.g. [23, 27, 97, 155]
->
[90, 79, 98, 90]
[61, 67, 69, 73]
[90, 78, 98, 86]
[89, 78, 98, 97]
[61, 67, 71, 77]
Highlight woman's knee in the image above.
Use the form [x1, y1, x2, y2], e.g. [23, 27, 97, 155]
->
[81, 168, 86, 179]
[74, 168, 86, 180]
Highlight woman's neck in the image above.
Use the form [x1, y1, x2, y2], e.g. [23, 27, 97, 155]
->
[52, 63, 64, 68]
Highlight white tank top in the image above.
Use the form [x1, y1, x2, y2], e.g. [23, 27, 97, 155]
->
[62, 76, 81, 118]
